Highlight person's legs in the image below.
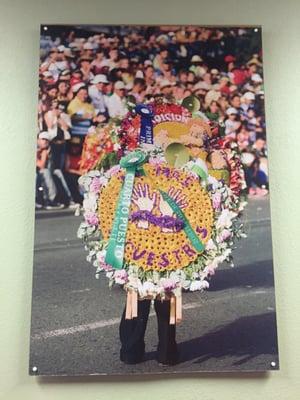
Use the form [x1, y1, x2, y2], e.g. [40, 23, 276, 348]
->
[119, 299, 151, 364]
[39, 168, 57, 202]
[154, 299, 179, 365]
[53, 168, 73, 200]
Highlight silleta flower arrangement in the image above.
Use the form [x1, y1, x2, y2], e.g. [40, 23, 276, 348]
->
[78, 98, 247, 323]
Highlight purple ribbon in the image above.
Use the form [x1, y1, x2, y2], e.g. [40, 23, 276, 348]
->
[130, 210, 185, 232]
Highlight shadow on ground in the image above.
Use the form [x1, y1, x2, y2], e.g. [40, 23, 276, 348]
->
[208, 260, 275, 292]
[145, 312, 278, 367]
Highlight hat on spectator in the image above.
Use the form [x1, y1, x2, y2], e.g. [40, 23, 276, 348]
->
[251, 73, 263, 83]
[157, 34, 169, 42]
[83, 42, 94, 50]
[247, 54, 262, 67]
[135, 70, 144, 79]
[42, 71, 53, 78]
[160, 79, 175, 89]
[64, 48, 74, 58]
[60, 69, 71, 77]
[144, 60, 152, 67]
[91, 74, 108, 84]
[193, 81, 210, 91]
[205, 90, 221, 104]
[224, 55, 236, 63]
[243, 91, 255, 101]
[226, 107, 238, 115]
[191, 55, 203, 63]
[211, 68, 219, 75]
[57, 45, 66, 53]
[115, 81, 125, 90]
[38, 131, 51, 141]
[72, 82, 86, 93]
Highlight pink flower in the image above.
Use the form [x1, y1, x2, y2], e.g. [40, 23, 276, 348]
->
[108, 165, 121, 177]
[84, 211, 99, 226]
[218, 229, 232, 242]
[161, 278, 177, 291]
[90, 177, 102, 193]
[212, 192, 222, 210]
[114, 269, 128, 284]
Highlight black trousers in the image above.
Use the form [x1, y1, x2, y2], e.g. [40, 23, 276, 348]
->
[119, 299, 178, 365]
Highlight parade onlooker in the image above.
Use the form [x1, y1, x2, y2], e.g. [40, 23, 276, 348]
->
[38, 26, 268, 205]
[106, 81, 128, 118]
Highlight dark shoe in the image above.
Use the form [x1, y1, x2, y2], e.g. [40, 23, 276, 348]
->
[120, 350, 145, 365]
[45, 201, 64, 210]
[157, 344, 179, 366]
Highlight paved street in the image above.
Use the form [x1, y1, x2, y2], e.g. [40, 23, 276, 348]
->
[30, 197, 279, 375]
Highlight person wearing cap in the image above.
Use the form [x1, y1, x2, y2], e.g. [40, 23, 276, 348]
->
[224, 107, 241, 137]
[106, 81, 128, 119]
[189, 55, 207, 78]
[240, 91, 256, 119]
[159, 79, 175, 96]
[67, 84, 100, 136]
[88, 74, 109, 116]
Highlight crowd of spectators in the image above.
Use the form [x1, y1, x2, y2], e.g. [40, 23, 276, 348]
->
[36, 25, 269, 210]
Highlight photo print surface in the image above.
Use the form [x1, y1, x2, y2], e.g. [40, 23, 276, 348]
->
[30, 24, 278, 376]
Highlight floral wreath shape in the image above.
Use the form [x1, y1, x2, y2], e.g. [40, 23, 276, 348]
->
[78, 98, 246, 323]
[78, 102, 247, 306]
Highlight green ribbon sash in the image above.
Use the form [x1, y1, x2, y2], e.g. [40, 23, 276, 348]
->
[105, 151, 146, 269]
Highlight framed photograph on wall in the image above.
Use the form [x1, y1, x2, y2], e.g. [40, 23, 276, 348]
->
[30, 24, 278, 376]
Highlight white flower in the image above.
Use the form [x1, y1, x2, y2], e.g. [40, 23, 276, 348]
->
[205, 239, 217, 251]
[83, 193, 98, 212]
[139, 281, 156, 297]
[113, 143, 121, 151]
[190, 280, 209, 291]
[216, 209, 237, 229]
[207, 175, 220, 190]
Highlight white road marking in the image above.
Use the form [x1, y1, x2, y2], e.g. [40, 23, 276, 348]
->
[70, 288, 91, 294]
[32, 289, 269, 341]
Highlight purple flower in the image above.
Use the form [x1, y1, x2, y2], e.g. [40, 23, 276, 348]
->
[218, 229, 232, 242]
[161, 278, 177, 291]
[90, 177, 102, 193]
[114, 269, 128, 284]
[108, 165, 121, 177]
[84, 211, 99, 226]
[212, 192, 222, 210]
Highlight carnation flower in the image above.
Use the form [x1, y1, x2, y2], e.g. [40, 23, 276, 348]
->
[90, 177, 102, 193]
[107, 165, 121, 177]
[114, 269, 128, 285]
[84, 211, 99, 226]
[217, 229, 232, 243]
[212, 192, 222, 210]
[160, 278, 177, 291]
[83, 193, 98, 212]
[190, 280, 209, 291]
[216, 209, 237, 229]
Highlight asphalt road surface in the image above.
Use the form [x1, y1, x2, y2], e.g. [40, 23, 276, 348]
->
[30, 197, 279, 376]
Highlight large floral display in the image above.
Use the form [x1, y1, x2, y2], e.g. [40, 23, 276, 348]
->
[78, 98, 247, 323]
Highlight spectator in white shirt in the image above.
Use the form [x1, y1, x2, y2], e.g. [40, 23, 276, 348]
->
[88, 74, 109, 115]
[107, 81, 128, 118]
